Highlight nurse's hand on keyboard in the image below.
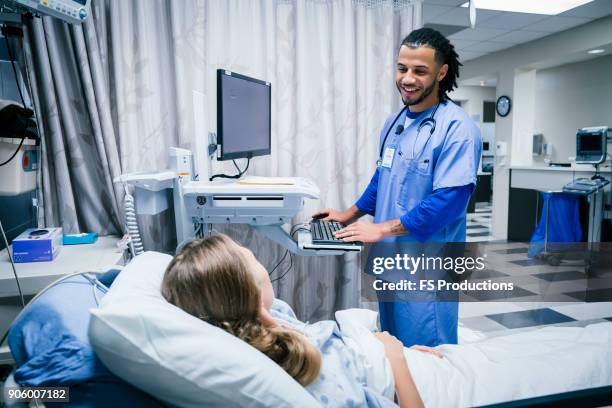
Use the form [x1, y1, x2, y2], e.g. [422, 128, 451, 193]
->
[335, 221, 384, 243]
[312, 209, 350, 223]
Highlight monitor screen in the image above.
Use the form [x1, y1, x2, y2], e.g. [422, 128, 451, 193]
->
[579, 133, 602, 153]
[217, 70, 271, 161]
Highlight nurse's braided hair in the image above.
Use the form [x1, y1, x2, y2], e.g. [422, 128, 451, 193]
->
[161, 234, 321, 386]
[401, 27, 462, 101]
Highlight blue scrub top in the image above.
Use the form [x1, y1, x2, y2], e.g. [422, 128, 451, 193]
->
[374, 100, 481, 243]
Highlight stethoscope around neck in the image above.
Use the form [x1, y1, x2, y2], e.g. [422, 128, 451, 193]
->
[376, 102, 440, 167]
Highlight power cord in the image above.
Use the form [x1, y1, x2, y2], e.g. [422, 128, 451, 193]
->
[209, 158, 250, 181]
[269, 225, 310, 283]
[0, 271, 102, 349]
[20, 27, 44, 225]
[0, 219, 25, 309]
[269, 249, 289, 277]
[0, 136, 25, 167]
[0, 218, 26, 348]
[123, 184, 144, 256]
[0, 28, 30, 168]
[271, 252, 292, 283]
[4, 31, 26, 107]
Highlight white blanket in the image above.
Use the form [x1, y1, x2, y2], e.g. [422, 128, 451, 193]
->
[335, 309, 612, 408]
[407, 322, 612, 407]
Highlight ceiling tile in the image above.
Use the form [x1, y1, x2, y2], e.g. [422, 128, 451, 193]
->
[429, 6, 501, 26]
[423, 23, 468, 37]
[464, 41, 513, 53]
[476, 12, 548, 30]
[422, 0, 466, 6]
[527, 16, 592, 32]
[559, 0, 612, 18]
[428, 5, 469, 25]
[457, 50, 487, 62]
[449, 27, 508, 41]
[489, 30, 550, 44]
[423, 4, 455, 22]
[466, 8, 503, 23]
[450, 38, 480, 49]
[423, 0, 607, 63]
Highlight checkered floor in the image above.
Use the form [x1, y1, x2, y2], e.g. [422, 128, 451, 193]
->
[467, 202, 494, 242]
[458, 241, 612, 342]
[462, 203, 612, 341]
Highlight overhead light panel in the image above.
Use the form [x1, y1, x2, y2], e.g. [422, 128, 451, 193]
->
[460, 0, 594, 15]
[587, 49, 605, 54]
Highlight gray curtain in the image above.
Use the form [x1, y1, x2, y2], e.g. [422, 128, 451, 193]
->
[23, 10, 124, 235]
[24, 0, 419, 321]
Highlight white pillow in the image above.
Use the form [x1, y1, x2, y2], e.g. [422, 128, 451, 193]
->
[89, 251, 320, 408]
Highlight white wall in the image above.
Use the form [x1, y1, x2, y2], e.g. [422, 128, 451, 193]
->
[449, 85, 496, 126]
[450, 85, 496, 166]
[535, 54, 612, 163]
[511, 69, 537, 166]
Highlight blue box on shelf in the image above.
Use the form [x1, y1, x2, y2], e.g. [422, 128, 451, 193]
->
[12, 228, 63, 263]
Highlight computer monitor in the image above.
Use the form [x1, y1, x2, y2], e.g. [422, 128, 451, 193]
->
[217, 70, 271, 161]
[576, 127, 608, 165]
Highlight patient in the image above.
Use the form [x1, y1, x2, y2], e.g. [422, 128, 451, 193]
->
[161, 234, 430, 407]
[161, 234, 321, 387]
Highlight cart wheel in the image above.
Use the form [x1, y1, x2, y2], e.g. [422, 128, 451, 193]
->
[547, 255, 561, 266]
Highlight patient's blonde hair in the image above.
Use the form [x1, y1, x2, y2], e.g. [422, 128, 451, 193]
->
[161, 234, 321, 386]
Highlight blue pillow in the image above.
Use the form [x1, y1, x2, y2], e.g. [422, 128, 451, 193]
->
[8, 272, 163, 407]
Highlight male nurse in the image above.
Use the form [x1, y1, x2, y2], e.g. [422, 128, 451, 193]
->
[314, 28, 482, 347]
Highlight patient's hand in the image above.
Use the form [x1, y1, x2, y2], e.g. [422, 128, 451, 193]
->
[410, 345, 444, 359]
[374, 331, 405, 364]
[375, 332, 425, 408]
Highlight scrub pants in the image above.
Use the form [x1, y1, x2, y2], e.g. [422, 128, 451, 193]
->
[378, 298, 458, 347]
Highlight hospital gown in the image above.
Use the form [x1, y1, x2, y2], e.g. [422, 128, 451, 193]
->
[270, 300, 397, 408]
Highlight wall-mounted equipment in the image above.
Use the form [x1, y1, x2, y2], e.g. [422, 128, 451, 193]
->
[0, 137, 37, 195]
[532, 133, 543, 156]
[575, 126, 609, 165]
[0, 101, 39, 196]
[0, 0, 90, 25]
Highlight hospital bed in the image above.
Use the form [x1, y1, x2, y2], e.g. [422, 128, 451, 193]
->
[2, 254, 612, 408]
[1, 271, 164, 407]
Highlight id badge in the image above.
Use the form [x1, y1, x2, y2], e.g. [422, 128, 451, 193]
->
[381, 146, 395, 168]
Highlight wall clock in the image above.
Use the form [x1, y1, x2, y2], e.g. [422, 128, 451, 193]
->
[496, 95, 511, 117]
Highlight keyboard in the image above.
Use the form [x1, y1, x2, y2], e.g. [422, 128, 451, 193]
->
[310, 220, 347, 245]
